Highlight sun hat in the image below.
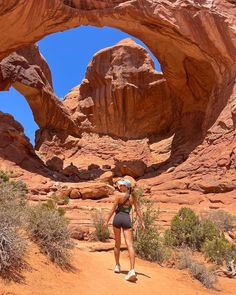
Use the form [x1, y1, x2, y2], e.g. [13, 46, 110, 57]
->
[116, 179, 132, 188]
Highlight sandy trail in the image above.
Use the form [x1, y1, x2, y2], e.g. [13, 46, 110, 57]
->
[0, 244, 234, 295]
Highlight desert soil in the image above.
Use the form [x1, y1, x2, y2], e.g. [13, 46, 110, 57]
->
[0, 243, 235, 295]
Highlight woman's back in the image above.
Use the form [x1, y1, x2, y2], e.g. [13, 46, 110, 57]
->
[116, 192, 132, 213]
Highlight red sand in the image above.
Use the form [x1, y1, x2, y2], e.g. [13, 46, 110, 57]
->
[0, 244, 235, 295]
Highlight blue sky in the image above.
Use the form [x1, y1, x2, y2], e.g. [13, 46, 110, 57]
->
[0, 26, 160, 144]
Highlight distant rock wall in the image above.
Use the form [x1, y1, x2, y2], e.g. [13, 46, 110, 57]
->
[64, 38, 176, 138]
[0, 1, 235, 213]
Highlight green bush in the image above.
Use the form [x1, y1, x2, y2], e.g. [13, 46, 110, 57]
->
[133, 188, 170, 263]
[134, 226, 170, 263]
[201, 210, 235, 232]
[164, 208, 220, 250]
[0, 170, 11, 182]
[199, 219, 221, 243]
[202, 235, 236, 265]
[178, 250, 218, 289]
[164, 208, 201, 249]
[26, 204, 74, 267]
[92, 210, 110, 242]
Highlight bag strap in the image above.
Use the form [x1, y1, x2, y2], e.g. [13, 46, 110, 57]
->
[120, 192, 130, 206]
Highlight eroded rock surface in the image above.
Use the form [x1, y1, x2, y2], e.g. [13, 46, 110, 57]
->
[64, 38, 175, 138]
[0, 111, 43, 171]
[0, 44, 79, 134]
[0, 0, 235, 228]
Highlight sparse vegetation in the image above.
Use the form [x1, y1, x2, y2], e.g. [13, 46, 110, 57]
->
[92, 210, 110, 242]
[178, 250, 218, 289]
[202, 235, 236, 265]
[164, 208, 220, 250]
[133, 187, 170, 263]
[0, 224, 27, 280]
[0, 170, 11, 182]
[26, 203, 74, 267]
[201, 210, 235, 232]
[0, 170, 28, 279]
[0, 169, 74, 276]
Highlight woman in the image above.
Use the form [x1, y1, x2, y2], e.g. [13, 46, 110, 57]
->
[104, 179, 145, 282]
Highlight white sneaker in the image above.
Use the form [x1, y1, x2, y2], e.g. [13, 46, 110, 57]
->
[114, 264, 121, 273]
[125, 269, 137, 281]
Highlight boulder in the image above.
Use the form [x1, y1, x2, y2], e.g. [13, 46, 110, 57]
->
[113, 159, 147, 179]
[69, 188, 82, 199]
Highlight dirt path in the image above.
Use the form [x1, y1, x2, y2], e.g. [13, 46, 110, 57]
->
[0, 244, 234, 295]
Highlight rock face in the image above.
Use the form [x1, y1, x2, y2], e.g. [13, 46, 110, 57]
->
[64, 38, 175, 138]
[35, 130, 152, 175]
[0, 0, 235, 139]
[0, 44, 79, 135]
[0, 0, 236, 226]
[0, 111, 43, 171]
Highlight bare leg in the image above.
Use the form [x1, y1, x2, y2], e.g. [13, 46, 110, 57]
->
[113, 226, 121, 266]
[123, 228, 135, 270]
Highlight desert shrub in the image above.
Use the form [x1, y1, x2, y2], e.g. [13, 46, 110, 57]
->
[164, 208, 201, 249]
[0, 179, 28, 228]
[0, 170, 11, 182]
[43, 196, 67, 216]
[134, 226, 170, 263]
[92, 210, 110, 242]
[26, 204, 74, 267]
[201, 210, 235, 232]
[133, 188, 170, 263]
[0, 224, 27, 279]
[178, 250, 218, 289]
[0, 179, 27, 205]
[50, 193, 70, 207]
[198, 219, 221, 243]
[202, 235, 236, 265]
[0, 177, 28, 279]
[10, 180, 28, 197]
[164, 208, 220, 250]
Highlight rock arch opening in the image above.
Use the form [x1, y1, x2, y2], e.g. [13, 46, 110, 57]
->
[0, 0, 235, 180]
[0, 87, 38, 144]
[38, 25, 161, 98]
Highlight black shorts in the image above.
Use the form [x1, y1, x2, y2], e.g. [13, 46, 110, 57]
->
[113, 212, 132, 229]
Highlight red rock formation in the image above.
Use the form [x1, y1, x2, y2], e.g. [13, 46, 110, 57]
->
[64, 38, 175, 138]
[0, 111, 43, 171]
[0, 0, 235, 225]
[0, 44, 79, 134]
[35, 129, 152, 175]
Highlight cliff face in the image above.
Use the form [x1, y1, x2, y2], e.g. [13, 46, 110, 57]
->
[0, 0, 235, 140]
[64, 38, 176, 138]
[0, 111, 42, 171]
[0, 44, 78, 134]
[0, 1, 235, 215]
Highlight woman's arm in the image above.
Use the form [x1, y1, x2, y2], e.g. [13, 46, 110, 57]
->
[104, 196, 119, 226]
[133, 195, 145, 230]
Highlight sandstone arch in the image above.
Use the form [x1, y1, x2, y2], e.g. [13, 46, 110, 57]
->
[0, 1, 235, 185]
[0, 0, 235, 139]
[0, 44, 79, 134]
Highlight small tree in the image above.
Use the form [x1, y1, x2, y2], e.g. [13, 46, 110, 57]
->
[164, 208, 220, 250]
